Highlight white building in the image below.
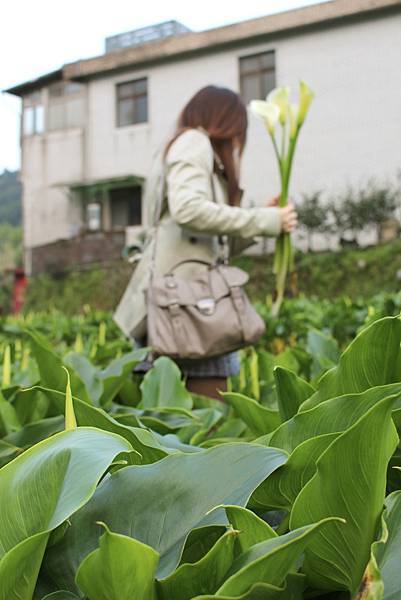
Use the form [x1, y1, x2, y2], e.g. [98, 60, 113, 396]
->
[5, 0, 401, 274]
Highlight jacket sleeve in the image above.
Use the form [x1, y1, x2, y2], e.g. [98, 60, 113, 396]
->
[165, 129, 282, 239]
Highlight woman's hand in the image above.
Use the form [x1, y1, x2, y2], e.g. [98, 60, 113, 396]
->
[280, 202, 298, 233]
[266, 196, 298, 232]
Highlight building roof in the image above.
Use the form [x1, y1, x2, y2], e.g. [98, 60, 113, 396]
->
[5, 69, 63, 97]
[5, 0, 401, 96]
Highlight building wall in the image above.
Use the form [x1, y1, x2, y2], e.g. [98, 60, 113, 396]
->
[21, 86, 85, 256]
[21, 9, 401, 269]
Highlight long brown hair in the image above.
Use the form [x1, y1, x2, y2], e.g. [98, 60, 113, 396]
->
[165, 86, 248, 206]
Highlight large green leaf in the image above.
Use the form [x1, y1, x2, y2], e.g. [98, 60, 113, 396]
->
[0, 389, 21, 435]
[0, 439, 22, 467]
[64, 352, 103, 405]
[270, 383, 401, 453]
[290, 396, 398, 594]
[157, 528, 238, 600]
[75, 524, 159, 600]
[179, 526, 227, 565]
[178, 408, 223, 445]
[25, 329, 91, 404]
[371, 491, 401, 599]
[4, 415, 64, 448]
[222, 392, 281, 435]
[0, 532, 49, 600]
[0, 428, 131, 599]
[224, 506, 276, 553]
[98, 349, 147, 408]
[274, 367, 315, 422]
[217, 519, 339, 596]
[252, 433, 338, 511]
[42, 593, 80, 599]
[64, 349, 147, 408]
[0, 427, 132, 556]
[13, 386, 50, 425]
[41, 443, 287, 590]
[30, 385, 170, 463]
[192, 573, 305, 599]
[306, 329, 340, 380]
[139, 356, 193, 410]
[300, 317, 401, 411]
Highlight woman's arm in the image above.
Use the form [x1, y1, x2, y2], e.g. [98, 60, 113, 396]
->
[165, 129, 282, 239]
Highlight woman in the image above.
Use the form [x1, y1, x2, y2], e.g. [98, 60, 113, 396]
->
[114, 85, 297, 400]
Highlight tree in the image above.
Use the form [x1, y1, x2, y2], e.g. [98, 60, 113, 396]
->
[297, 191, 328, 251]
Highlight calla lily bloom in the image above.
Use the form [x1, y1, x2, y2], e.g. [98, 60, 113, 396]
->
[267, 86, 290, 126]
[298, 80, 315, 126]
[249, 80, 315, 316]
[249, 100, 280, 135]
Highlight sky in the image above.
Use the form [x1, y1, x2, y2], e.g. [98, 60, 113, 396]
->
[0, 0, 326, 172]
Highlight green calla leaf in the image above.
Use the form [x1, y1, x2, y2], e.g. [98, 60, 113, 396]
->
[0, 532, 49, 600]
[64, 352, 103, 406]
[192, 572, 305, 599]
[29, 385, 172, 463]
[98, 349, 147, 408]
[306, 329, 340, 380]
[75, 523, 159, 600]
[224, 506, 276, 554]
[41, 443, 287, 590]
[0, 427, 132, 599]
[274, 367, 315, 422]
[179, 526, 227, 565]
[290, 395, 398, 594]
[0, 439, 22, 467]
[217, 518, 340, 596]
[157, 528, 238, 600]
[140, 356, 193, 410]
[370, 491, 401, 599]
[0, 390, 21, 436]
[300, 317, 401, 411]
[221, 392, 281, 435]
[252, 432, 338, 511]
[4, 415, 65, 448]
[24, 329, 92, 404]
[270, 383, 401, 453]
[41, 593, 81, 600]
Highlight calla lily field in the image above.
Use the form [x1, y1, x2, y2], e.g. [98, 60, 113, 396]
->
[2, 294, 401, 599]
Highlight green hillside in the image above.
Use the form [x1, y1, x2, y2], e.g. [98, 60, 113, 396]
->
[0, 169, 21, 225]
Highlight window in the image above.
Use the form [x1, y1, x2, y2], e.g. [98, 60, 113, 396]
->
[116, 78, 148, 127]
[110, 186, 142, 228]
[23, 91, 44, 136]
[48, 81, 86, 131]
[86, 203, 102, 231]
[239, 51, 276, 105]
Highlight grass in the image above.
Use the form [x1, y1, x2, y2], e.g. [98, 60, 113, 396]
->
[22, 239, 401, 314]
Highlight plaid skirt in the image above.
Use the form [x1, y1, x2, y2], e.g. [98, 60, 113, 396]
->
[175, 351, 240, 378]
[134, 338, 240, 378]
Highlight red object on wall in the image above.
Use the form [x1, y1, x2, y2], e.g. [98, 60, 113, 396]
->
[12, 268, 28, 314]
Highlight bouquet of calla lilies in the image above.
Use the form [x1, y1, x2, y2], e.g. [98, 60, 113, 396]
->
[250, 81, 315, 316]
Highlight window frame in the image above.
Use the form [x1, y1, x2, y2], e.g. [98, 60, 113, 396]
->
[23, 91, 45, 136]
[47, 81, 86, 131]
[239, 50, 276, 104]
[116, 77, 148, 127]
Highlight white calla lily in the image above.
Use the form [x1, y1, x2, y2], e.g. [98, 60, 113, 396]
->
[267, 86, 290, 126]
[249, 79, 315, 317]
[298, 80, 315, 126]
[249, 100, 280, 136]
